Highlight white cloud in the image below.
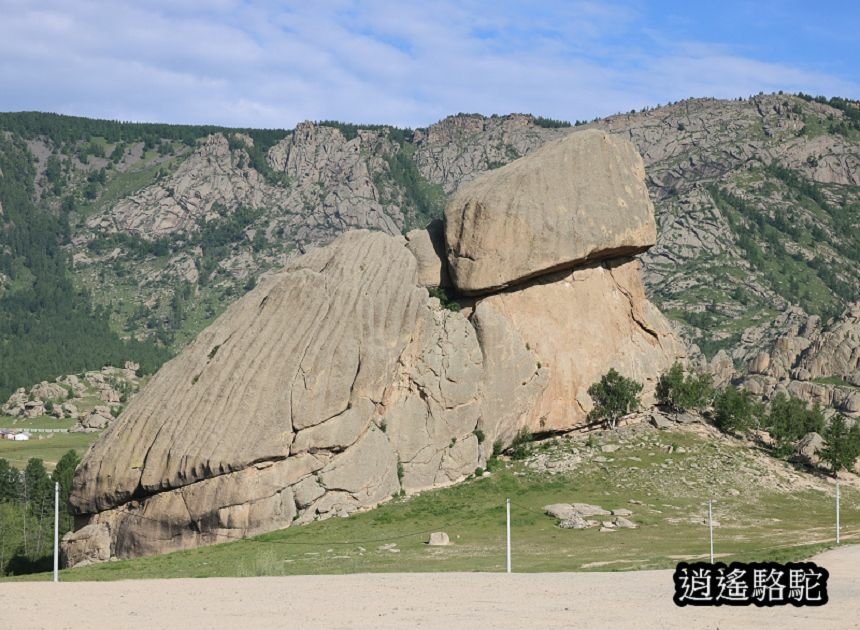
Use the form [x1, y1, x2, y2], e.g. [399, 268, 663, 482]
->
[0, 0, 855, 128]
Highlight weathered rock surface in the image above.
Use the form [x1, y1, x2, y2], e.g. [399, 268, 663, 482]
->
[30, 381, 69, 402]
[1, 388, 28, 416]
[66, 230, 528, 564]
[794, 432, 825, 465]
[738, 303, 860, 417]
[404, 220, 450, 288]
[64, 129, 680, 566]
[473, 258, 684, 432]
[545, 502, 635, 530]
[71, 406, 115, 432]
[60, 523, 112, 568]
[444, 129, 656, 294]
[427, 532, 450, 546]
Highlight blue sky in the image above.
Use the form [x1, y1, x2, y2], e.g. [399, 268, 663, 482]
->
[0, 1, 857, 129]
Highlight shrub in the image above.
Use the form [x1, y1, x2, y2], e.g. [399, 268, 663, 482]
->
[713, 385, 761, 435]
[473, 429, 485, 444]
[656, 362, 714, 413]
[587, 368, 643, 430]
[486, 439, 505, 472]
[508, 428, 533, 460]
[428, 286, 461, 312]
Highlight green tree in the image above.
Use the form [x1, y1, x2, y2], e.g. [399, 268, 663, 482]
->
[587, 369, 643, 430]
[656, 362, 714, 413]
[52, 450, 81, 534]
[765, 394, 826, 457]
[22, 458, 53, 557]
[0, 458, 20, 502]
[0, 502, 25, 575]
[820, 415, 860, 475]
[713, 385, 761, 435]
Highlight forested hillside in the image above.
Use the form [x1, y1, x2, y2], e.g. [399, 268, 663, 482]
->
[0, 132, 169, 399]
[0, 95, 858, 406]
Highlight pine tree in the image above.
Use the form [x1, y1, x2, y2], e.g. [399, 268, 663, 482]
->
[820, 415, 860, 475]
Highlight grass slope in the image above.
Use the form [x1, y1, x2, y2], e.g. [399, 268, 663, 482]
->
[7, 425, 859, 581]
[0, 432, 99, 470]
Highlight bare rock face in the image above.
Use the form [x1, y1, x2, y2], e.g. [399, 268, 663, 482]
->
[412, 113, 566, 194]
[474, 259, 684, 432]
[405, 220, 450, 288]
[70, 406, 114, 433]
[69, 231, 426, 516]
[60, 523, 112, 567]
[64, 128, 681, 566]
[88, 134, 283, 238]
[65, 230, 532, 564]
[738, 303, 860, 416]
[30, 381, 68, 402]
[796, 304, 860, 386]
[444, 129, 657, 294]
[1, 388, 28, 416]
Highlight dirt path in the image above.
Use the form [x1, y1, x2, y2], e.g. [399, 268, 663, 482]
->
[3, 546, 858, 629]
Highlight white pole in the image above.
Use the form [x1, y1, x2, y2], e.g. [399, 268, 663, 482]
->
[506, 498, 511, 574]
[836, 482, 840, 545]
[53, 481, 59, 583]
[708, 499, 714, 563]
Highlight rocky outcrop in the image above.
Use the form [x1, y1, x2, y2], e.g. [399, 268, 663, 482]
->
[445, 129, 656, 294]
[64, 133, 682, 566]
[473, 258, 683, 432]
[739, 304, 860, 416]
[412, 113, 565, 194]
[1, 366, 140, 422]
[87, 127, 402, 244]
[30, 382, 69, 402]
[404, 220, 450, 288]
[70, 406, 115, 433]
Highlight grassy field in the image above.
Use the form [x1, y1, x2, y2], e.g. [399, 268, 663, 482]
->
[0, 431, 99, 470]
[7, 425, 857, 582]
[0, 414, 76, 430]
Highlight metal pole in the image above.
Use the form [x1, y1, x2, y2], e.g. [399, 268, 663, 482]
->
[836, 482, 841, 545]
[506, 498, 511, 574]
[708, 499, 714, 563]
[53, 481, 59, 583]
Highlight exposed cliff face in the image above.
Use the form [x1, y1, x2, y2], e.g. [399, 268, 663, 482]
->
[474, 259, 684, 433]
[86, 126, 401, 243]
[740, 303, 860, 417]
[63, 130, 681, 566]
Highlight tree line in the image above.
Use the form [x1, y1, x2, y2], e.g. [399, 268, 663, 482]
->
[586, 363, 860, 475]
[0, 452, 79, 576]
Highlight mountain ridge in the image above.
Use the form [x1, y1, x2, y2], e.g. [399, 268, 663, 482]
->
[0, 93, 858, 409]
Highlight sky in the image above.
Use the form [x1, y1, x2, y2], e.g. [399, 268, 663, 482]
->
[0, 0, 858, 129]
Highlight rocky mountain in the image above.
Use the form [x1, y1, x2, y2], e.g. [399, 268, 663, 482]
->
[0, 94, 858, 407]
[62, 130, 683, 565]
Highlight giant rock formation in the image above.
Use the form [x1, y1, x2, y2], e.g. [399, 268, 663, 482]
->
[63, 129, 684, 566]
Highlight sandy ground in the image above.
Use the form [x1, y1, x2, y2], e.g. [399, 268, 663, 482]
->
[2, 546, 858, 630]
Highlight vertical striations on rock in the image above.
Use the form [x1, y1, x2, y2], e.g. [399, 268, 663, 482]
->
[64, 129, 683, 566]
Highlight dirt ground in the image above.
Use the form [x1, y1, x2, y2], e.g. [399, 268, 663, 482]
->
[3, 546, 858, 630]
